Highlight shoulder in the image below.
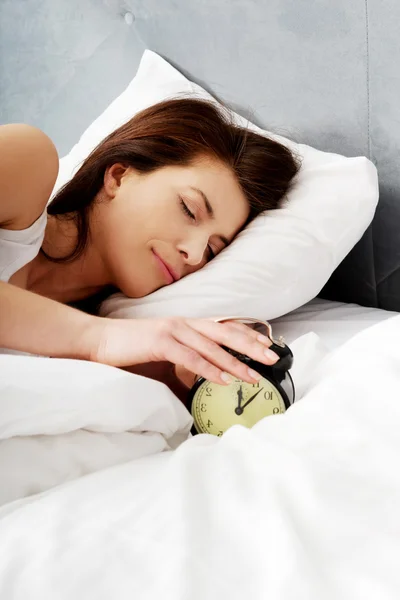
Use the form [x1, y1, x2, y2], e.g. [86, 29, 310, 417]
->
[0, 124, 59, 229]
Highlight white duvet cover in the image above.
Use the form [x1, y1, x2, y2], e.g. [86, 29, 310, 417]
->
[1, 315, 400, 599]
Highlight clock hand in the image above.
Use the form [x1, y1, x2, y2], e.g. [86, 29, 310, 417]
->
[235, 385, 244, 415]
[241, 388, 264, 410]
[236, 385, 244, 409]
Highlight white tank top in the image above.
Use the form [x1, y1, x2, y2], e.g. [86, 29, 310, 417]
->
[0, 210, 47, 282]
[0, 210, 47, 355]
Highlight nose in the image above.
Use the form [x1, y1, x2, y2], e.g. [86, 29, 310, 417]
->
[177, 233, 209, 266]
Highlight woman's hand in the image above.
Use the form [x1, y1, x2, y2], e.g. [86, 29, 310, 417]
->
[88, 317, 279, 385]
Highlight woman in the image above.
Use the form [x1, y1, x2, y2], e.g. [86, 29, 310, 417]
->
[0, 98, 299, 394]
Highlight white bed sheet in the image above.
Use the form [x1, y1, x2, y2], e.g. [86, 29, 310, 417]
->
[1, 313, 400, 599]
[271, 297, 397, 351]
[0, 298, 397, 509]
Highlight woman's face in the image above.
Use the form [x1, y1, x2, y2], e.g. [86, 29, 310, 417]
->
[97, 156, 250, 297]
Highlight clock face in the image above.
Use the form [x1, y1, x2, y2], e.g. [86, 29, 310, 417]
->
[190, 376, 286, 436]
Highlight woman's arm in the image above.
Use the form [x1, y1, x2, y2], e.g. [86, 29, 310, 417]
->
[0, 280, 278, 386]
[0, 279, 192, 400]
[0, 124, 59, 229]
[0, 281, 95, 359]
[0, 280, 192, 400]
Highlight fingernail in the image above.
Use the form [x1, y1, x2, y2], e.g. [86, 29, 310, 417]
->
[248, 368, 262, 381]
[257, 334, 271, 346]
[220, 372, 234, 384]
[264, 349, 279, 362]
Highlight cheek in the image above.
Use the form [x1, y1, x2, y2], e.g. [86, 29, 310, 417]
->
[108, 191, 148, 241]
[106, 182, 190, 257]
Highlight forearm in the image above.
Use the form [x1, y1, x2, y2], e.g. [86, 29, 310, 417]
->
[0, 281, 99, 359]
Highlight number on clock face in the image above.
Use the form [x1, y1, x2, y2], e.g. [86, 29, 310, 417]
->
[191, 376, 286, 436]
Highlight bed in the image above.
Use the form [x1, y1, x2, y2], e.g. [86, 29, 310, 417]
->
[1, 1, 400, 598]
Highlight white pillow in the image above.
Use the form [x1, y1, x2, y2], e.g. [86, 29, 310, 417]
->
[54, 50, 378, 321]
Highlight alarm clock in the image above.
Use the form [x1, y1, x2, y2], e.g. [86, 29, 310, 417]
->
[186, 317, 295, 437]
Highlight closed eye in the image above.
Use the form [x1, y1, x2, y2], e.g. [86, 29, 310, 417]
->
[179, 195, 220, 261]
[180, 196, 196, 220]
[207, 245, 216, 260]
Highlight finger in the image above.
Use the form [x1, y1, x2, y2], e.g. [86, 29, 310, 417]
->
[188, 319, 280, 366]
[173, 324, 261, 384]
[209, 318, 272, 346]
[207, 321, 278, 360]
[223, 321, 273, 346]
[159, 338, 233, 385]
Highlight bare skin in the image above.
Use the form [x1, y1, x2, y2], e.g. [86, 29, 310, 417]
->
[0, 124, 279, 399]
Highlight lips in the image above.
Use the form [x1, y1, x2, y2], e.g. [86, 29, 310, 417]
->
[152, 250, 180, 284]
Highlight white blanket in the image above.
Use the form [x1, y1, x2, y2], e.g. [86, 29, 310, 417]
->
[1, 316, 400, 599]
[0, 358, 193, 505]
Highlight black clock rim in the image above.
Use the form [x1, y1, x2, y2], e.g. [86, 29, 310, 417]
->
[186, 360, 294, 432]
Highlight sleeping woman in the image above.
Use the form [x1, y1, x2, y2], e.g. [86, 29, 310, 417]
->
[0, 98, 299, 397]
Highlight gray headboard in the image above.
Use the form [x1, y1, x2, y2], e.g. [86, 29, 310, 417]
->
[1, 0, 399, 311]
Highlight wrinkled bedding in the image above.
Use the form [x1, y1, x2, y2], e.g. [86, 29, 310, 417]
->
[1, 316, 400, 598]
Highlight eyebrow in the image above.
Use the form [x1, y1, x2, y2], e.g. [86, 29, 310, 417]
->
[190, 186, 214, 217]
[189, 186, 229, 247]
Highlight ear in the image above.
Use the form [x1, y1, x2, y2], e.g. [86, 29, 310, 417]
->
[103, 163, 130, 199]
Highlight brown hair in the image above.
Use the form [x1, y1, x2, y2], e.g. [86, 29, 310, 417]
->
[46, 97, 300, 263]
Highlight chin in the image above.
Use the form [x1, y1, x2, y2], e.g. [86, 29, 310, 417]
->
[112, 255, 171, 298]
[116, 277, 162, 299]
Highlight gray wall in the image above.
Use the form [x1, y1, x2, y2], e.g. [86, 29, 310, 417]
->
[1, 0, 400, 309]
